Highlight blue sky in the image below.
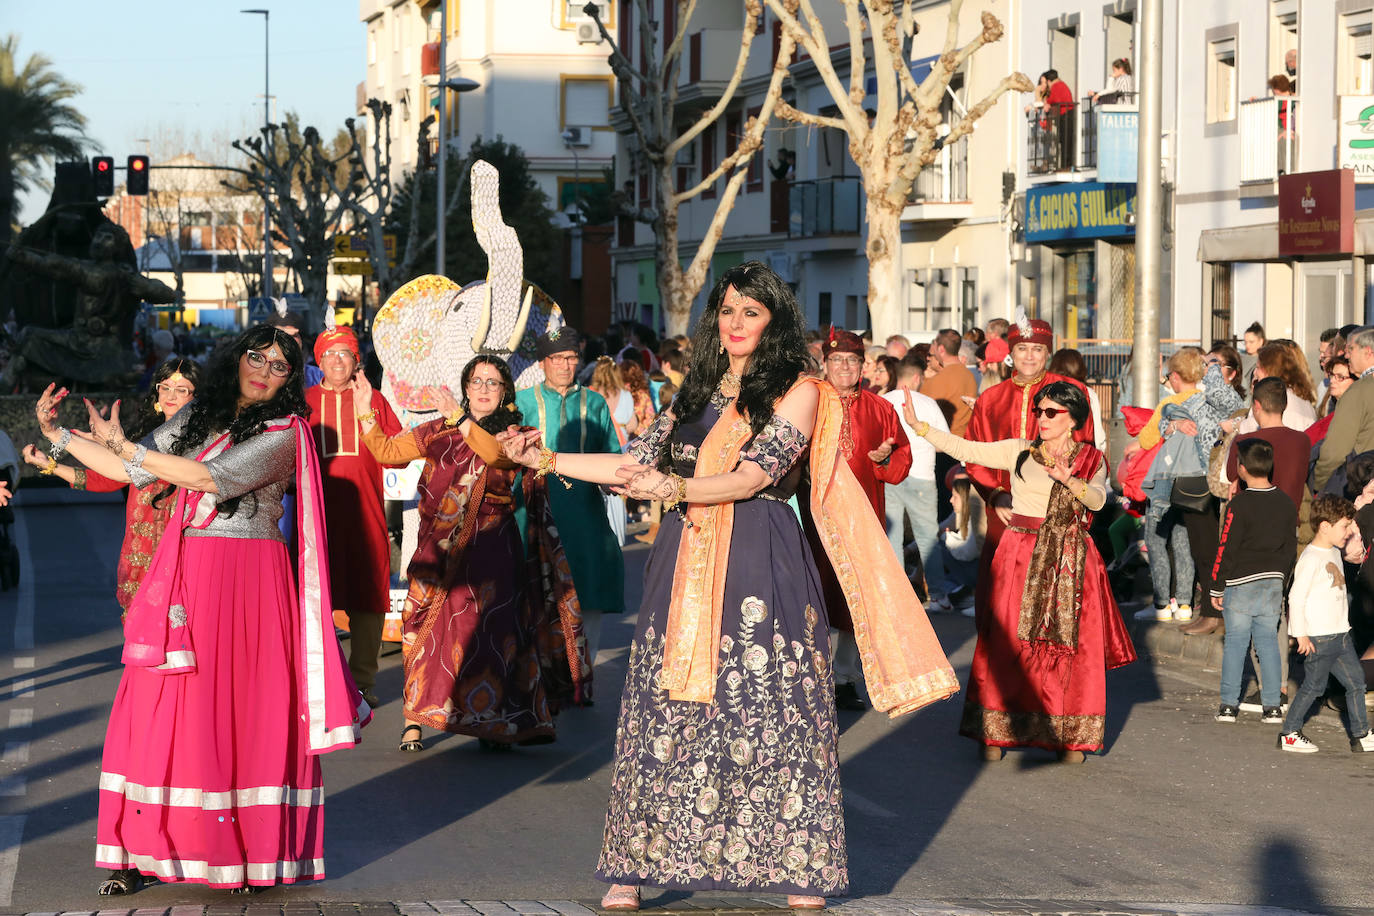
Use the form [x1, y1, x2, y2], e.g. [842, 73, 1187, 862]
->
[10, 0, 364, 222]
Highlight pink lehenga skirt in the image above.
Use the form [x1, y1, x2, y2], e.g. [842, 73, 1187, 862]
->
[96, 537, 326, 888]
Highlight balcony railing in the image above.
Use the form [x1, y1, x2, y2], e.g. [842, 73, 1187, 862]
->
[1027, 93, 1137, 175]
[1239, 96, 1299, 185]
[910, 135, 968, 203]
[788, 176, 862, 238]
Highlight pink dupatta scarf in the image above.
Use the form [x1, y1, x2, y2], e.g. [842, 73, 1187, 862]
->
[121, 416, 370, 755]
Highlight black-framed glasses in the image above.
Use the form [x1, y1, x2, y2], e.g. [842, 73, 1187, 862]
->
[1032, 406, 1068, 419]
[467, 378, 505, 390]
[245, 349, 291, 378]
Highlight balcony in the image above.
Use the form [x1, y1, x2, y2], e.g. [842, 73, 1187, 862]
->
[788, 177, 862, 238]
[904, 135, 971, 220]
[1238, 96, 1298, 195]
[1026, 94, 1137, 179]
[678, 29, 738, 107]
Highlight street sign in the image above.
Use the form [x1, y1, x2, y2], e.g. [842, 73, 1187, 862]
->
[332, 233, 396, 259]
[335, 260, 374, 275]
[247, 297, 273, 319]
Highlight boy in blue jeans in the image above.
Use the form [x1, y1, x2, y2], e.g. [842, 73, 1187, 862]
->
[1210, 439, 1296, 723]
[1277, 495, 1374, 752]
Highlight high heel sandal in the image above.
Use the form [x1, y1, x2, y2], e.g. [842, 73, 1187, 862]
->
[787, 895, 826, 909]
[600, 884, 641, 911]
[399, 724, 424, 752]
[97, 867, 143, 896]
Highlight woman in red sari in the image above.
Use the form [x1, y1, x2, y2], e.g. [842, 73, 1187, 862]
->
[907, 380, 1136, 762]
[23, 358, 200, 614]
[350, 354, 590, 753]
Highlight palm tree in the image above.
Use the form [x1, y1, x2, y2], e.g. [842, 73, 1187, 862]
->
[0, 34, 87, 245]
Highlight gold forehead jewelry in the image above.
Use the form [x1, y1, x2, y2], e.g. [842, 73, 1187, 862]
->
[166, 371, 187, 384]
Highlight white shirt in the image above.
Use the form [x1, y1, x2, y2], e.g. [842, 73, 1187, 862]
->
[1288, 543, 1351, 638]
[1238, 386, 1315, 434]
[883, 388, 948, 481]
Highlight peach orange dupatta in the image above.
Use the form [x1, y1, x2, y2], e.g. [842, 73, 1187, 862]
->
[661, 377, 959, 716]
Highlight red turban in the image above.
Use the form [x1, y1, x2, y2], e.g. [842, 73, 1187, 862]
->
[824, 326, 865, 358]
[314, 326, 360, 365]
[1007, 319, 1053, 349]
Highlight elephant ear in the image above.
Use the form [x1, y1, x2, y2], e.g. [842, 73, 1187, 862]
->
[372, 274, 465, 412]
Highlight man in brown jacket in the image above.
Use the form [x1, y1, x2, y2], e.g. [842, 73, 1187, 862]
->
[1315, 326, 1374, 492]
[921, 328, 978, 436]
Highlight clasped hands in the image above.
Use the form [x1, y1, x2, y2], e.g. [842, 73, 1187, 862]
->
[496, 428, 673, 500]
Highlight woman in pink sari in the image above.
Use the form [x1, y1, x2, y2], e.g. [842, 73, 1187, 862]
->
[33, 325, 367, 896]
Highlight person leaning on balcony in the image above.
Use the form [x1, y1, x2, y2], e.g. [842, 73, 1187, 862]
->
[1269, 74, 1295, 137]
[1092, 58, 1134, 105]
[1025, 70, 1074, 116]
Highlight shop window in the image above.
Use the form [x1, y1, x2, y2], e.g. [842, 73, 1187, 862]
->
[1207, 36, 1237, 123]
[1340, 7, 1374, 95]
[1210, 263, 1234, 345]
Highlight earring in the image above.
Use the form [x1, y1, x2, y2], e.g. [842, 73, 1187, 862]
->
[719, 341, 725, 355]
[154, 403, 163, 414]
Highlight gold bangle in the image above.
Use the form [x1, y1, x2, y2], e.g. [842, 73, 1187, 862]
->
[915, 421, 931, 437]
[662, 473, 687, 510]
[356, 409, 378, 423]
[39, 456, 57, 476]
[536, 447, 572, 490]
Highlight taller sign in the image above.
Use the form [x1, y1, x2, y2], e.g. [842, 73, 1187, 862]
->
[1278, 169, 1354, 257]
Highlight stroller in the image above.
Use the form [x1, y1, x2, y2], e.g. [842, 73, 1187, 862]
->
[0, 431, 20, 591]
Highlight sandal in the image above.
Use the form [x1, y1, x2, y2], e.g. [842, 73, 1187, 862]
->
[230, 884, 262, 895]
[788, 895, 826, 910]
[399, 724, 424, 752]
[600, 884, 640, 911]
[97, 867, 143, 895]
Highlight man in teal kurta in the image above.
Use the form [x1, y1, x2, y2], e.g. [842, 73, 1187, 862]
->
[516, 327, 625, 621]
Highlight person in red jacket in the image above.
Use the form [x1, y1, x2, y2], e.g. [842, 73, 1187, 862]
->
[964, 319, 1096, 625]
[804, 327, 911, 711]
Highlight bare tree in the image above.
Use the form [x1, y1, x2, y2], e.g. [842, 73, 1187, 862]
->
[223, 120, 360, 328]
[766, 0, 1032, 338]
[588, 0, 797, 335]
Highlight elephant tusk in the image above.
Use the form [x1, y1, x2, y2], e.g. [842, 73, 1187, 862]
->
[505, 284, 534, 353]
[470, 281, 492, 352]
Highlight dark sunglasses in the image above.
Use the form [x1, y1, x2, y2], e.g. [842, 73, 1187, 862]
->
[1032, 406, 1069, 419]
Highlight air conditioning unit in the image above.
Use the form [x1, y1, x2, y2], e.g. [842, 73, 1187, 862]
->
[562, 125, 593, 147]
[576, 21, 602, 44]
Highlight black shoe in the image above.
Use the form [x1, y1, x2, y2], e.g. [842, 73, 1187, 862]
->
[1261, 706, 1284, 724]
[360, 689, 380, 708]
[1239, 690, 1288, 714]
[1215, 704, 1239, 723]
[835, 683, 866, 711]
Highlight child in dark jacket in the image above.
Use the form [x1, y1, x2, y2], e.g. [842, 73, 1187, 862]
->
[1211, 439, 1297, 723]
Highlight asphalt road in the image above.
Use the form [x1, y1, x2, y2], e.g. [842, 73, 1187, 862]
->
[0, 494, 1370, 911]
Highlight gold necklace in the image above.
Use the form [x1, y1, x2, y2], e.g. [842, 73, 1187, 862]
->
[718, 370, 742, 398]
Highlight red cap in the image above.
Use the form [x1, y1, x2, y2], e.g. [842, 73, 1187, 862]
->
[1007, 319, 1053, 349]
[825, 326, 865, 358]
[943, 464, 968, 491]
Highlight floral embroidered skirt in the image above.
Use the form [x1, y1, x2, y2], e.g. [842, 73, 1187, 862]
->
[595, 500, 848, 895]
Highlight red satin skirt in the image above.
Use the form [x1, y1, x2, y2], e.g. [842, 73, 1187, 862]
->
[959, 515, 1137, 752]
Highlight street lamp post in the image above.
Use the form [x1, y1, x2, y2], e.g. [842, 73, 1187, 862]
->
[241, 8, 272, 301]
[435, 72, 482, 275]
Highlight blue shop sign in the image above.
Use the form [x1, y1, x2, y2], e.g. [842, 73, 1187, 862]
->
[1025, 182, 1137, 243]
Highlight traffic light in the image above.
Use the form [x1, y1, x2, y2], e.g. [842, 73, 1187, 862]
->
[127, 155, 150, 195]
[92, 156, 114, 197]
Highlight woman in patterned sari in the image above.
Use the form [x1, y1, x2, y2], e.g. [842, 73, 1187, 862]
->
[501, 261, 957, 910]
[906, 381, 1136, 763]
[350, 354, 590, 753]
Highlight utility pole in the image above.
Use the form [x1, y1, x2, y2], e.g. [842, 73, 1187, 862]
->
[1132, 0, 1163, 411]
[436, 2, 448, 276]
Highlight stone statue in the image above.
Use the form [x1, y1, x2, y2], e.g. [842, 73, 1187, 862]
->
[3, 223, 177, 389]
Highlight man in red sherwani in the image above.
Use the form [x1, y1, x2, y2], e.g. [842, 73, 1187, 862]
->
[965, 319, 1096, 622]
[809, 327, 911, 710]
[306, 325, 403, 708]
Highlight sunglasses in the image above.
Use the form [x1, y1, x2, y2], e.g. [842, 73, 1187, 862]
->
[1032, 406, 1069, 419]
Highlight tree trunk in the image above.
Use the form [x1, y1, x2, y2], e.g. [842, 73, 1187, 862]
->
[656, 168, 693, 337]
[863, 191, 906, 340]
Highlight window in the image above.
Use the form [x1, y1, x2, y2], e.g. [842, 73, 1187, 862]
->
[562, 0, 611, 29]
[1105, 8, 1134, 80]
[1340, 6, 1374, 95]
[1207, 37, 1236, 123]
[561, 76, 613, 129]
[447, 0, 460, 37]
[701, 122, 717, 200]
[1209, 262, 1233, 345]
[1268, 0, 1297, 83]
[929, 269, 951, 323]
[368, 26, 377, 65]
[818, 292, 832, 328]
[1049, 16, 1079, 96]
[844, 295, 860, 329]
[958, 268, 979, 330]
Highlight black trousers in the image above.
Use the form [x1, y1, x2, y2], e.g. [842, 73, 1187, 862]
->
[1182, 502, 1222, 618]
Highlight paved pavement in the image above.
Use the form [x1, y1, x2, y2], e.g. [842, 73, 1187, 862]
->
[2, 495, 1373, 914]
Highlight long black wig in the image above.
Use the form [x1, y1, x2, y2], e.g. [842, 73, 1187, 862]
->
[161, 325, 310, 518]
[659, 261, 808, 470]
[460, 354, 523, 435]
[1013, 380, 1092, 480]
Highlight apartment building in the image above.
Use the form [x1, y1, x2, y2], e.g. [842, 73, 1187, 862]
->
[358, 0, 614, 215]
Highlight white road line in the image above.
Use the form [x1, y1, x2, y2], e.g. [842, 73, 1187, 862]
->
[6, 710, 30, 729]
[1, 744, 28, 765]
[0, 776, 24, 797]
[11, 659, 32, 670]
[10, 679, 32, 700]
[10, 509, 33, 652]
[0, 816, 25, 905]
[843, 788, 899, 819]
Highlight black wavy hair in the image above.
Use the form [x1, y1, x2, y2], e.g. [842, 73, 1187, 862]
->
[1014, 381, 1092, 479]
[460, 354, 523, 435]
[161, 325, 309, 518]
[129, 358, 202, 442]
[661, 261, 808, 470]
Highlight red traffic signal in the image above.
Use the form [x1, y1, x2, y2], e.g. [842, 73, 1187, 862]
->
[127, 155, 150, 195]
[92, 156, 114, 197]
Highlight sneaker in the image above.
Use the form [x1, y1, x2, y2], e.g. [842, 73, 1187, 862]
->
[926, 594, 955, 614]
[1173, 603, 1194, 622]
[1134, 605, 1174, 621]
[1261, 706, 1284, 724]
[1239, 690, 1289, 714]
[1351, 731, 1374, 753]
[1279, 732, 1318, 753]
[1215, 704, 1239, 723]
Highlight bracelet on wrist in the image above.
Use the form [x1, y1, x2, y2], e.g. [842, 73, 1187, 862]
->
[49, 428, 72, 460]
[38, 455, 57, 476]
[71, 468, 86, 490]
[535, 447, 572, 490]
[661, 473, 688, 510]
[356, 409, 378, 424]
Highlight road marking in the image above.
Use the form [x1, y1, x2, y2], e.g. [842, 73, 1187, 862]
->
[0, 816, 24, 905]
[7, 710, 30, 729]
[10, 679, 32, 700]
[1, 744, 28, 765]
[11, 659, 32, 670]
[843, 788, 899, 819]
